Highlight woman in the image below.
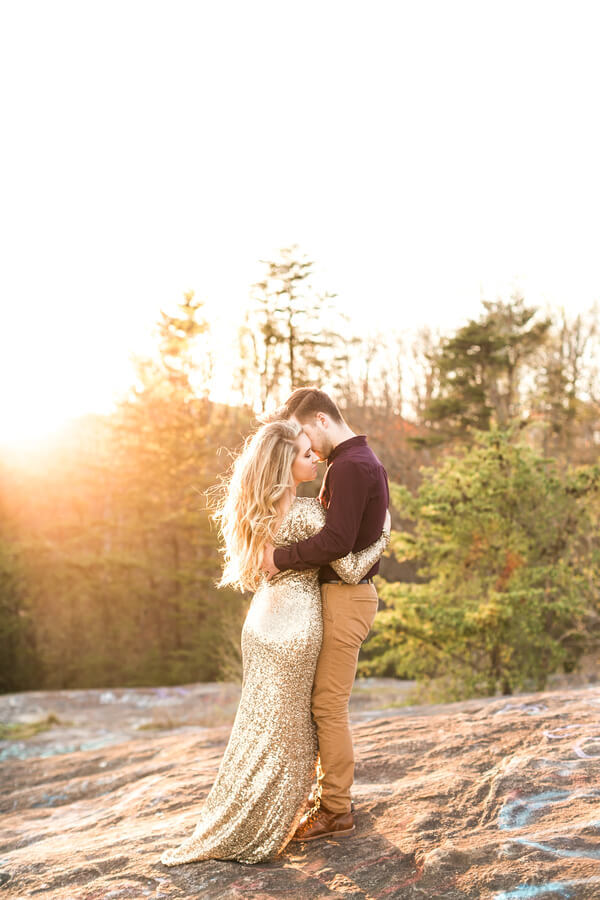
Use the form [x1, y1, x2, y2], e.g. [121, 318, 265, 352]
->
[160, 420, 390, 866]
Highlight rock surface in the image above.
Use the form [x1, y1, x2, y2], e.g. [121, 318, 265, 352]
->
[1, 681, 600, 899]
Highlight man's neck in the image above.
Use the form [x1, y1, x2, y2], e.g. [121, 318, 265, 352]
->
[330, 426, 356, 449]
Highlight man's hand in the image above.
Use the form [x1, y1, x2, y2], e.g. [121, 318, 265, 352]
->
[262, 542, 280, 581]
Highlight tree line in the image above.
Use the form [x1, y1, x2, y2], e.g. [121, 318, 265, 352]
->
[1, 245, 599, 699]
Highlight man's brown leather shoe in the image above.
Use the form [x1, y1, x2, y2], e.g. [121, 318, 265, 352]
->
[292, 806, 355, 842]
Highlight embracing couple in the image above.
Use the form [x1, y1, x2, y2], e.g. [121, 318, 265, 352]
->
[161, 388, 390, 866]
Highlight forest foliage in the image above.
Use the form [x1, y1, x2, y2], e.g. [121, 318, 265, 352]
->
[2, 246, 599, 699]
[359, 432, 600, 699]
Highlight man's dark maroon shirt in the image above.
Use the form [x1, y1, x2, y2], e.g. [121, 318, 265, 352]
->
[273, 435, 389, 581]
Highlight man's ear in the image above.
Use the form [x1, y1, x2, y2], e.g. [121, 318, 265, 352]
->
[316, 412, 328, 429]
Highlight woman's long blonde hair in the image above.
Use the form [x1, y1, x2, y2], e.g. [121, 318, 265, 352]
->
[211, 419, 302, 593]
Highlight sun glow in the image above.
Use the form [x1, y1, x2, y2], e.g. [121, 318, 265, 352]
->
[0, 334, 126, 450]
[0, 314, 242, 451]
[0, 391, 111, 454]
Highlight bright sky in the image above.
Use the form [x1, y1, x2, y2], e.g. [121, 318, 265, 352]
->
[1, 1, 599, 445]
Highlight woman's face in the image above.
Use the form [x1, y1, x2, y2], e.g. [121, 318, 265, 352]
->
[291, 431, 319, 485]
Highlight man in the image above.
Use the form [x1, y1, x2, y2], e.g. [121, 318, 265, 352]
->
[261, 387, 390, 841]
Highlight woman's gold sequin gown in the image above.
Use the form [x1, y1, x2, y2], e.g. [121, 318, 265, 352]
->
[160, 496, 389, 866]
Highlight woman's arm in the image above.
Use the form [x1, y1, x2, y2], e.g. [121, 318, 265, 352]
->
[329, 509, 391, 584]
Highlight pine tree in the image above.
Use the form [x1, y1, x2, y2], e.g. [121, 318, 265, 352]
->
[361, 431, 600, 699]
[237, 246, 353, 410]
[419, 296, 550, 443]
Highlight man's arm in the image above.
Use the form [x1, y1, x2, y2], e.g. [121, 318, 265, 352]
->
[272, 460, 370, 572]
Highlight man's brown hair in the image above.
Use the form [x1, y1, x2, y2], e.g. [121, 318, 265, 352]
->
[278, 387, 344, 425]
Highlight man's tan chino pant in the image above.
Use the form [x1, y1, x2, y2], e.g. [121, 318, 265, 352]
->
[311, 581, 379, 815]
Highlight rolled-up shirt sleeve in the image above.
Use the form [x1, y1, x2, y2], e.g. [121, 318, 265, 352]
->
[273, 460, 370, 572]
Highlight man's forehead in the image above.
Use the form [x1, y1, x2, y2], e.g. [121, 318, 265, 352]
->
[290, 414, 309, 429]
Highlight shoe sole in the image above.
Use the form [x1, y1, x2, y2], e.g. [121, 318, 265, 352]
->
[293, 824, 356, 842]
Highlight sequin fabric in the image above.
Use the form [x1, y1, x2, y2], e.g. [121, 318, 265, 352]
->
[160, 496, 390, 866]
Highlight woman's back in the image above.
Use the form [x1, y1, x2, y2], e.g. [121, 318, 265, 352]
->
[161, 497, 324, 865]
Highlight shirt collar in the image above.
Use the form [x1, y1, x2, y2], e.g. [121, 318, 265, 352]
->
[327, 434, 367, 464]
